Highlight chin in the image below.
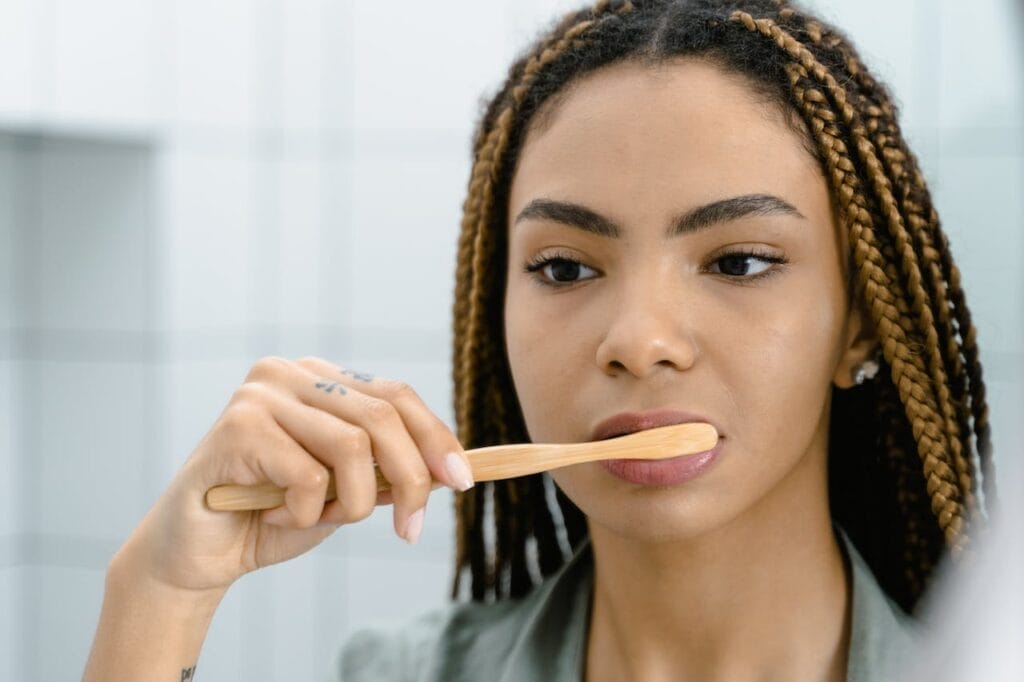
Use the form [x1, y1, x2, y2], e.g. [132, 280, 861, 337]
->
[553, 468, 742, 544]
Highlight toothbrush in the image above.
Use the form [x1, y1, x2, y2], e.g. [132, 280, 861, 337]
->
[205, 422, 719, 511]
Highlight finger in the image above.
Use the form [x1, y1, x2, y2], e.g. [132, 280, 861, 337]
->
[213, 398, 331, 529]
[246, 382, 378, 527]
[294, 356, 474, 492]
[248, 357, 433, 542]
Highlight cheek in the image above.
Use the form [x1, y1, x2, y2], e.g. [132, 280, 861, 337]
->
[504, 281, 577, 439]
[505, 282, 542, 387]
[505, 274, 603, 443]
[764, 297, 840, 376]
[719, 270, 845, 442]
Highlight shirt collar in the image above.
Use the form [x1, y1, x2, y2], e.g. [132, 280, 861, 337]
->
[497, 524, 920, 681]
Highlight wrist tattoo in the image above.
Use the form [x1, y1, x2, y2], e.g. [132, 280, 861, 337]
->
[315, 381, 348, 395]
[181, 665, 197, 681]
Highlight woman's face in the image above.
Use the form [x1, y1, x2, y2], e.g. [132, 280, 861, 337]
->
[504, 58, 872, 543]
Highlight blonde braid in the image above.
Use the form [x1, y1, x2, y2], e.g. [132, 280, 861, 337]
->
[452, 0, 636, 601]
[791, 6, 993, 514]
[728, 12, 970, 552]
[813, 37, 974, 519]
[798, 11, 990, 514]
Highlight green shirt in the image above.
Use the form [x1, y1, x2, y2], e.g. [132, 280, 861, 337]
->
[335, 525, 922, 681]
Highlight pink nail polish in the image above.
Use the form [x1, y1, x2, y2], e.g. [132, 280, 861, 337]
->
[404, 507, 425, 544]
[444, 452, 475, 491]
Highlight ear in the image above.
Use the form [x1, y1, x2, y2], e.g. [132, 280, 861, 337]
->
[833, 298, 879, 389]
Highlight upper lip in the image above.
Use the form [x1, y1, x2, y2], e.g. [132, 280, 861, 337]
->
[590, 408, 722, 442]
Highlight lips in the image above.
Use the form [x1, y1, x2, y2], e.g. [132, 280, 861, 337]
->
[590, 408, 722, 442]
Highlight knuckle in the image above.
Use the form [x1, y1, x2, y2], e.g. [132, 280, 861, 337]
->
[428, 416, 459, 443]
[246, 355, 290, 381]
[294, 355, 322, 367]
[348, 500, 375, 523]
[363, 396, 399, 424]
[220, 401, 265, 432]
[233, 380, 271, 405]
[397, 468, 433, 491]
[336, 424, 371, 453]
[305, 466, 330, 490]
[331, 494, 374, 524]
[411, 469, 433, 488]
[378, 378, 416, 401]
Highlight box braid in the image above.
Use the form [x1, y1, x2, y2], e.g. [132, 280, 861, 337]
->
[778, 0, 992, 504]
[733, 7, 979, 535]
[786, 9, 994, 511]
[449, 0, 994, 616]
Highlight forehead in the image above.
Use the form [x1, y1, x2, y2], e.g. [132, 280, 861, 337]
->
[508, 57, 825, 224]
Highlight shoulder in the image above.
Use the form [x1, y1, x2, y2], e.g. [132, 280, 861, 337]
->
[333, 603, 458, 682]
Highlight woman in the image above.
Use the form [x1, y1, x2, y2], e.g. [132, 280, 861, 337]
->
[83, 1, 995, 680]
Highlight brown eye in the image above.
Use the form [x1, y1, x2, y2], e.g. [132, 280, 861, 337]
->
[717, 255, 757, 276]
[708, 251, 782, 279]
[546, 259, 581, 282]
[524, 256, 598, 287]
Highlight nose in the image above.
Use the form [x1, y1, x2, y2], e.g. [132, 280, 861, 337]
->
[594, 281, 698, 379]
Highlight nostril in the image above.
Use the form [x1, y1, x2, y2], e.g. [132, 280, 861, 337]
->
[602, 359, 629, 376]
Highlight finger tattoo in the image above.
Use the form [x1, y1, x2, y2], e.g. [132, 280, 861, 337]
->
[314, 381, 348, 395]
[339, 368, 374, 382]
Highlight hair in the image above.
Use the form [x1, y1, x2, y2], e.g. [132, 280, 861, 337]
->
[448, 0, 996, 617]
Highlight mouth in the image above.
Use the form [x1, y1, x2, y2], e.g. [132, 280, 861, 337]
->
[590, 408, 723, 443]
[591, 408, 725, 486]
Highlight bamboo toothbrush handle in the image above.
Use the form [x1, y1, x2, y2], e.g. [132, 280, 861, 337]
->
[205, 422, 718, 512]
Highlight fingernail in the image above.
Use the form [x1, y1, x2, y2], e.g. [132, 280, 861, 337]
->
[403, 507, 425, 544]
[444, 452, 475, 491]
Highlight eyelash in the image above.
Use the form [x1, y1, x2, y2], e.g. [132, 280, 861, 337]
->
[522, 248, 789, 289]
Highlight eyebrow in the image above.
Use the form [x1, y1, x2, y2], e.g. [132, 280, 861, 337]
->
[513, 193, 806, 238]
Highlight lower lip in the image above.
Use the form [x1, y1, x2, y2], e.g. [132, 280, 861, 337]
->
[599, 437, 723, 486]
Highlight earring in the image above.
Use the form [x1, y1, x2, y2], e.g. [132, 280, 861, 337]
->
[854, 355, 880, 385]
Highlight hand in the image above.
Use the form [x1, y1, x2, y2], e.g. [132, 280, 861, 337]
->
[111, 356, 475, 595]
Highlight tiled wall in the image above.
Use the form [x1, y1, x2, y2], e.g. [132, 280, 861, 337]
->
[0, 1, 1020, 680]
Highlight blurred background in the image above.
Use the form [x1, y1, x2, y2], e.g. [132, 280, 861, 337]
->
[0, 0, 1020, 680]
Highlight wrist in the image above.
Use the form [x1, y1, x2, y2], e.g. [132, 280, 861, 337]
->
[106, 544, 228, 617]
[84, 544, 229, 681]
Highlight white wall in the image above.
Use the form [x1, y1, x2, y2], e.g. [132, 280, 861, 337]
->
[0, 1, 1020, 680]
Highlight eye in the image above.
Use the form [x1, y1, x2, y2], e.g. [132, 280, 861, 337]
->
[707, 249, 786, 280]
[523, 255, 599, 288]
